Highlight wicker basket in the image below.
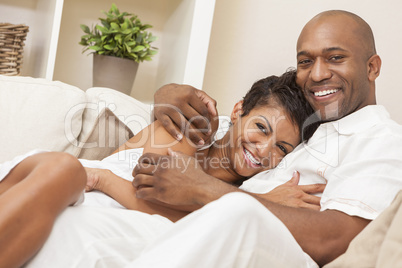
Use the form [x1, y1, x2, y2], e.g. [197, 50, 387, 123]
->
[0, 23, 29, 76]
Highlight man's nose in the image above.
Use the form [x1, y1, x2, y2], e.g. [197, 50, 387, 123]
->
[310, 58, 331, 82]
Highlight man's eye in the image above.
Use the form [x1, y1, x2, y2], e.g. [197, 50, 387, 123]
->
[298, 59, 312, 65]
[256, 123, 268, 134]
[329, 55, 344, 61]
[277, 144, 288, 155]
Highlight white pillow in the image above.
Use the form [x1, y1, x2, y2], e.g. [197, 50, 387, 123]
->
[76, 87, 152, 160]
[0, 75, 86, 162]
[81, 87, 152, 136]
[76, 108, 133, 160]
[215, 115, 231, 140]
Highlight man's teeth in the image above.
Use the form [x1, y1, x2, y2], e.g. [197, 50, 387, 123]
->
[314, 89, 339, 97]
[244, 149, 260, 165]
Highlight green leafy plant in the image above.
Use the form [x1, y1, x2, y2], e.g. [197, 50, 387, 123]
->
[79, 3, 158, 62]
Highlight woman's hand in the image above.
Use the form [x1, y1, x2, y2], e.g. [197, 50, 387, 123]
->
[257, 171, 326, 210]
[153, 83, 218, 146]
[84, 167, 110, 192]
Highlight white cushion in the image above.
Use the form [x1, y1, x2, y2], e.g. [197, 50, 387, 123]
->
[76, 108, 133, 160]
[0, 75, 86, 162]
[79, 87, 152, 138]
[76, 87, 152, 160]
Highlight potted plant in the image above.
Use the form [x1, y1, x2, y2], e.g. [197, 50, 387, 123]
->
[79, 3, 158, 95]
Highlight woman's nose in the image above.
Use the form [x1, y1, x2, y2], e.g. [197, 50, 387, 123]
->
[255, 140, 273, 158]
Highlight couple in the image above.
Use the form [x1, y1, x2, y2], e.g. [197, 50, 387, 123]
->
[1, 9, 402, 268]
[128, 9, 402, 267]
[80, 69, 321, 222]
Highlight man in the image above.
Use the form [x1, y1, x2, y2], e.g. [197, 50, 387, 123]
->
[131, 10, 402, 267]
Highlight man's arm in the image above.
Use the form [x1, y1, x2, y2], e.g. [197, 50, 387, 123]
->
[133, 151, 369, 266]
[197, 179, 369, 265]
[252, 197, 370, 266]
[153, 83, 218, 146]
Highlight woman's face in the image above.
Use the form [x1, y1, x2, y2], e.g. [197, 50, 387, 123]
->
[228, 103, 300, 178]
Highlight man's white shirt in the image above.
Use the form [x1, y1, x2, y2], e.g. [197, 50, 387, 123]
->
[240, 105, 402, 220]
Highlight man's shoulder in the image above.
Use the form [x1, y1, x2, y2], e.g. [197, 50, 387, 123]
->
[336, 105, 402, 136]
[362, 107, 402, 137]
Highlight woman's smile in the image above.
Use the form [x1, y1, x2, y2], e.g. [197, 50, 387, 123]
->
[242, 146, 261, 168]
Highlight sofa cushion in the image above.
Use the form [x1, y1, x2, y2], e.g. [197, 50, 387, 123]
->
[0, 75, 86, 162]
[83, 87, 152, 134]
[77, 87, 152, 160]
[77, 108, 133, 160]
[324, 190, 402, 267]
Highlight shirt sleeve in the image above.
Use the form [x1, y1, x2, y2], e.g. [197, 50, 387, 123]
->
[321, 130, 402, 220]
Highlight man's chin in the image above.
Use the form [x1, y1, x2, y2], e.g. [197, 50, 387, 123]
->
[314, 101, 342, 122]
[320, 113, 341, 122]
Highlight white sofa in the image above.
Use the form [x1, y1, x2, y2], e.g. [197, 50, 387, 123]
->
[0, 75, 153, 163]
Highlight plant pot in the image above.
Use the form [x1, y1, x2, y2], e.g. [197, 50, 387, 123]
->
[92, 53, 139, 95]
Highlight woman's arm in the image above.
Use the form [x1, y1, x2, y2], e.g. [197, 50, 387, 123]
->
[85, 116, 218, 221]
[85, 167, 189, 222]
[113, 119, 218, 156]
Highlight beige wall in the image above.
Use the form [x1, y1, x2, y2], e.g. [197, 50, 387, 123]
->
[203, 0, 402, 124]
[53, 0, 183, 102]
[52, 0, 214, 103]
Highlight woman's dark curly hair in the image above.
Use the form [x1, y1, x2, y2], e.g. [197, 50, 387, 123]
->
[241, 69, 319, 142]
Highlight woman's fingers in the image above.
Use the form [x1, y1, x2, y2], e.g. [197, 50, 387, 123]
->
[289, 171, 325, 195]
[299, 183, 326, 194]
[300, 203, 321, 211]
[301, 193, 321, 206]
[288, 171, 300, 185]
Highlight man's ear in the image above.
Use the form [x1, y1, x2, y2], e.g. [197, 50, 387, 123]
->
[367, 54, 381, 81]
[231, 101, 243, 123]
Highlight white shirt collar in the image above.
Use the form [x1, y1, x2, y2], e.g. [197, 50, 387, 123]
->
[322, 105, 390, 135]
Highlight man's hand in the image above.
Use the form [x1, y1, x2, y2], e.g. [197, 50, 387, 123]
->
[257, 171, 325, 210]
[133, 150, 237, 207]
[153, 83, 218, 146]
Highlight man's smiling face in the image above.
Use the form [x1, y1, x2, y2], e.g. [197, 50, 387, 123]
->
[295, 13, 377, 121]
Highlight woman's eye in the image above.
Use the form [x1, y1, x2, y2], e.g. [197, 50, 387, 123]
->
[277, 144, 288, 155]
[256, 123, 268, 134]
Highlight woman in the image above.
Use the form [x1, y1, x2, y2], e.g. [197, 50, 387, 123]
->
[83, 70, 319, 222]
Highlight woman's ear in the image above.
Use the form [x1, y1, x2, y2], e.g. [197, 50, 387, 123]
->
[231, 101, 243, 123]
[367, 54, 381, 81]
